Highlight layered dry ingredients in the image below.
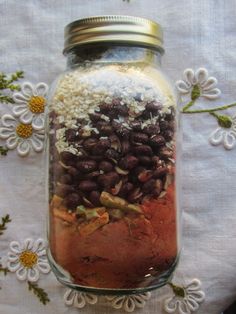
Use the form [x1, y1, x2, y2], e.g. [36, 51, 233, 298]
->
[49, 66, 177, 289]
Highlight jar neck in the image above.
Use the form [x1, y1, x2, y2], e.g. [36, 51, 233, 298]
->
[66, 45, 162, 69]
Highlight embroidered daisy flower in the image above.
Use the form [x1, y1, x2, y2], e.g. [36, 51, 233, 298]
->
[6, 238, 50, 282]
[209, 114, 236, 150]
[0, 114, 44, 156]
[12, 82, 48, 129]
[164, 279, 205, 314]
[106, 292, 151, 313]
[176, 68, 221, 100]
[64, 289, 98, 308]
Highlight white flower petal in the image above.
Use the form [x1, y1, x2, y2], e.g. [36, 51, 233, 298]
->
[134, 293, 151, 306]
[23, 238, 34, 251]
[195, 68, 208, 85]
[7, 260, 21, 272]
[64, 289, 76, 306]
[124, 297, 136, 312]
[183, 68, 195, 85]
[110, 296, 125, 309]
[30, 134, 44, 152]
[35, 130, 45, 137]
[16, 266, 28, 281]
[13, 92, 29, 103]
[17, 140, 31, 157]
[19, 110, 33, 124]
[178, 299, 191, 314]
[209, 128, 224, 146]
[10, 241, 22, 254]
[1, 114, 16, 128]
[74, 293, 86, 308]
[188, 290, 205, 303]
[27, 267, 39, 282]
[84, 293, 98, 305]
[186, 279, 201, 292]
[201, 76, 218, 91]
[37, 249, 47, 257]
[6, 135, 18, 149]
[202, 88, 221, 100]
[12, 104, 28, 117]
[32, 114, 45, 130]
[231, 125, 236, 133]
[132, 295, 148, 309]
[7, 252, 19, 262]
[32, 238, 45, 253]
[164, 297, 177, 313]
[140, 292, 151, 301]
[223, 132, 236, 150]
[35, 82, 48, 97]
[21, 82, 34, 98]
[185, 295, 200, 311]
[37, 261, 51, 274]
[175, 80, 191, 94]
[0, 127, 15, 139]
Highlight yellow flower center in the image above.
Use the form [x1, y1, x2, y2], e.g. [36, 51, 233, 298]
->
[16, 123, 33, 138]
[28, 96, 45, 113]
[19, 250, 38, 268]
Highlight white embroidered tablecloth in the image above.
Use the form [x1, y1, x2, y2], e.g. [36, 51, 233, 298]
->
[0, 1, 236, 313]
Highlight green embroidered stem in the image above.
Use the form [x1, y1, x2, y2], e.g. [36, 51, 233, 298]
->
[0, 146, 8, 156]
[182, 85, 201, 112]
[0, 214, 11, 236]
[182, 100, 196, 112]
[0, 265, 10, 276]
[182, 102, 236, 113]
[28, 282, 50, 305]
[0, 71, 24, 104]
[168, 282, 186, 298]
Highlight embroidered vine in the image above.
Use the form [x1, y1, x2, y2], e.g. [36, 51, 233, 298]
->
[0, 214, 11, 290]
[177, 68, 236, 149]
[28, 281, 50, 305]
[0, 214, 11, 236]
[0, 264, 10, 275]
[0, 71, 24, 104]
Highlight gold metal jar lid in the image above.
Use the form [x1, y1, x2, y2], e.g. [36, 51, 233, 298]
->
[63, 15, 164, 55]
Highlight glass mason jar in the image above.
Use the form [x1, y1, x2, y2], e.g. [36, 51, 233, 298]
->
[47, 15, 179, 295]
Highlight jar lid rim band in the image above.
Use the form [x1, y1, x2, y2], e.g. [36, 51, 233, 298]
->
[63, 15, 164, 55]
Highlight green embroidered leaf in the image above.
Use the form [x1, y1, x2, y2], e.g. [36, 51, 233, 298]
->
[216, 115, 232, 128]
[191, 84, 201, 101]
[28, 282, 50, 305]
[0, 146, 9, 156]
[0, 214, 11, 236]
[0, 71, 24, 104]
[169, 283, 186, 298]
[0, 95, 14, 104]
